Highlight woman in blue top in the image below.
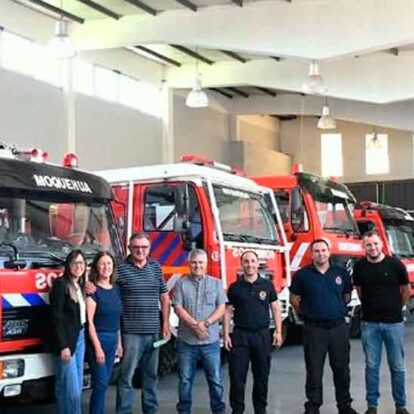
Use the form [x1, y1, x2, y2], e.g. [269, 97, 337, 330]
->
[86, 251, 122, 414]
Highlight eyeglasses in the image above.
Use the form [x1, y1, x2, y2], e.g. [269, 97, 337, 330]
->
[130, 245, 150, 250]
[71, 261, 86, 266]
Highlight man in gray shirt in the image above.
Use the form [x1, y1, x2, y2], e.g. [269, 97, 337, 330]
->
[172, 249, 227, 414]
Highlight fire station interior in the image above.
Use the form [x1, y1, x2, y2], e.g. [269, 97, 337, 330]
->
[2, 1, 414, 413]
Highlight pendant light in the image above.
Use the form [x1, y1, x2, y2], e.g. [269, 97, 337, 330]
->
[186, 47, 208, 108]
[367, 126, 382, 149]
[303, 60, 327, 95]
[48, 1, 76, 59]
[317, 97, 336, 130]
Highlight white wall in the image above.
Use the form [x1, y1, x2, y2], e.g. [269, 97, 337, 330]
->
[0, 68, 162, 170]
[173, 95, 231, 163]
[280, 117, 414, 182]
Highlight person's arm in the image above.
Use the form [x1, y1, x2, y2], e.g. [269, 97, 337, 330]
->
[173, 304, 209, 340]
[49, 280, 71, 363]
[116, 330, 123, 358]
[400, 284, 410, 306]
[157, 263, 170, 338]
[342, 269, 353, 305]
[86, 296, 105, 365]
[160, 292, 170, 338]
[290, 293, 301, 312]
[271, 300, 283, 347]
[223, 304, 233, 351]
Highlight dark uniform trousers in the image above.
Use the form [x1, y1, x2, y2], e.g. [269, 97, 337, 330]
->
[228, 327, 271, 414]
[303, 320, 352, 411]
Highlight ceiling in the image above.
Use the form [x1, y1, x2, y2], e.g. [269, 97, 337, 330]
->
[5, 0, 414, 105]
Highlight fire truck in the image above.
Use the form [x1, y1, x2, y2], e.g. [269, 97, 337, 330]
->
[96, 155, 291, 353]
[354, 201, 414, 309]
[254, 167, 364, 336]
[0, 144, 122, 401]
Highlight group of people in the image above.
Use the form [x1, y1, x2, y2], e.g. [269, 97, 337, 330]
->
[49, 229, 411, 414]
[291, 232, 411, 414]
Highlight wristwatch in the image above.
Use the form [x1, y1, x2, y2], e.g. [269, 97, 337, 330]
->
[204, 320, 211, 328]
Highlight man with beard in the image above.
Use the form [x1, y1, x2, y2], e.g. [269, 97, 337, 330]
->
[353, 231, 410, 414]
[290, 239, 358, 414]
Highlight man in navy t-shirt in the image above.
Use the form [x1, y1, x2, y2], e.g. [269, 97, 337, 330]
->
[290, 239, 358, 414]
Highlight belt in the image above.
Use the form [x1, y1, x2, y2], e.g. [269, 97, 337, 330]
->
[234, 326, 269, 333]
[304, 317, 344, 329]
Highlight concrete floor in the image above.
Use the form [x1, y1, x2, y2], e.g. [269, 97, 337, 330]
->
[5, 318, 414, 414]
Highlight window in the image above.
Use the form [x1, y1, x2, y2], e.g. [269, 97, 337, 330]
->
[144, 185, 176, 231]
[321, 133, 343, 177]
[2, 31, 36, 76]
[94, 66, 119, 102]
[365, 133, 389, 174]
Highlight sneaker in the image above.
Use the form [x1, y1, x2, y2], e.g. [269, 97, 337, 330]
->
[396, 408, 411, 414]
[339, 407, 360, 414]
[365, 408, 377, 414]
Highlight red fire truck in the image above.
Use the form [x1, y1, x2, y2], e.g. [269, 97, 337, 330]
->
[254, 167, 363, 336]
[0, 144, 122, 401]
[354, 201, 414, 309]
[97, 155, 291, 348]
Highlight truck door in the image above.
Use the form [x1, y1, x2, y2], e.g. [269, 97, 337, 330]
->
[142, 183, 204, 286]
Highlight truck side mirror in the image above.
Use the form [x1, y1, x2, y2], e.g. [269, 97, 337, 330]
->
[291, 187, 303, 213]
[174, 184, 189, 217]
[173, 216, 190, 234]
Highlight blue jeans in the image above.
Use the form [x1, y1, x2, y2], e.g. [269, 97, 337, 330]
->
[55, 328, 85, 414]
[177, 340, 225, 414]
[87, 331, 118, 414]
[361, 321, 407, 408]
[116, 333, 159, 414]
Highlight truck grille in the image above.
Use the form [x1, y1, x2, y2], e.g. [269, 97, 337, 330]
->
[2, 307, 49, 341]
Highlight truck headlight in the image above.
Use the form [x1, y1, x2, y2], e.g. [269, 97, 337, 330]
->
[0, 359, 25, 379]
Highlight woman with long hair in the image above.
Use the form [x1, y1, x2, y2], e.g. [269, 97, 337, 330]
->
[50, 249, 87, 414]
[86, 251, 122, 414]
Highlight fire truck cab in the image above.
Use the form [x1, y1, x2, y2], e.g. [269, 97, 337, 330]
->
[97, 155, 291, 338]
[254, 169, 363, 334]
[0, 144, 122, 401]
[354, 201, 414, 309]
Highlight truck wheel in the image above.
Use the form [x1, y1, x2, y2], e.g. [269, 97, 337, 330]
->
[158, 338, 178, 378]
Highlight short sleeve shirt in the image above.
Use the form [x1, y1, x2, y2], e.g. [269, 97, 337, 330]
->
[117, 257, 168, 335]
[172, 274, 227, 345]
[89, 285, 122, 332]
[353, 255, 409, 323]
[227, 276, 278, 331]
[289, 264, 352, 321]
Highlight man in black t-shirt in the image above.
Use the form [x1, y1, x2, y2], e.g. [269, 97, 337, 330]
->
[353, 231, 410, 414]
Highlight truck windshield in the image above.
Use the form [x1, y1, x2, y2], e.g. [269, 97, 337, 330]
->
[0, 196, 121, 263]
[298, 172, 358, 234]
[384, 221, 414, 258]
[314, 200, 358, 235]
[212, 185, 278, 244]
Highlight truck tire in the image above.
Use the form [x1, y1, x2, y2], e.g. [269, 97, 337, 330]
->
[158, 338, 178, 378]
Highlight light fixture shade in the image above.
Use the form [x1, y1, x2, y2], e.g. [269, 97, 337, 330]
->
[186, 78, 209, 108]
[317, 104, 336, 129]
[48, 20, 76, 59]
[303, 61, 327, 94]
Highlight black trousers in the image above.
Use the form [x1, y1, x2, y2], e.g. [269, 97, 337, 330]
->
[228, 327, 271, 414]
[303, 321, 352, 411]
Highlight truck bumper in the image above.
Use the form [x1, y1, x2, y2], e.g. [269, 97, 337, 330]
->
[0, 352, 54, 400]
